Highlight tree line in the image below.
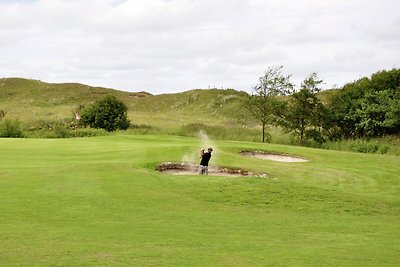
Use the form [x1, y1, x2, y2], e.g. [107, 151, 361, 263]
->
[244, 66, 400, 144]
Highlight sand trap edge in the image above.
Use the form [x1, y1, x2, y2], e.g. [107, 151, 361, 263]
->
[240, 151, 309, 162]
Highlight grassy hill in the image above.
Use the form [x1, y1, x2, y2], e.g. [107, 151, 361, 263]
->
[0, 78, 252, 129]
[129, 89, 252, 129]
[0, 78, 150, 122]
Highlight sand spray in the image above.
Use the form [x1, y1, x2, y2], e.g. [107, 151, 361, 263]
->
[180, 129, 218, 164]
[198, 129, 218, 161]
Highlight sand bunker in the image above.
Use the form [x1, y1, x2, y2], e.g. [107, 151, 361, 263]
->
[240, 151, 308, 162]
[157, 162, 268, 178]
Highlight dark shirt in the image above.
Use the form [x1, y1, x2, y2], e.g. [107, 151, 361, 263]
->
[200, 152, 212, 166]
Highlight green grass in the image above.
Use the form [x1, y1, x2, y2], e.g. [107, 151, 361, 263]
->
[1, 135, 399, 266]
[0, 78, 250, 129]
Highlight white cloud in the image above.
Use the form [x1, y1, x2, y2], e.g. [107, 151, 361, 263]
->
[0, 0, 399, 93]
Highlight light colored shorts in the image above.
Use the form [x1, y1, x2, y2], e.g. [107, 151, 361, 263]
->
[199, 165, 208, 175]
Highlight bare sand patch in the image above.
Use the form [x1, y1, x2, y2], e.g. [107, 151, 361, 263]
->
[156, 162, 268, 178]
[240, 151, 309, 162]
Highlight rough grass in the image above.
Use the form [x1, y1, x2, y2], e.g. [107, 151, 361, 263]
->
[0, 78, 249, 128]
[1, 135, 399, 266]
[321, 136, 400, 155]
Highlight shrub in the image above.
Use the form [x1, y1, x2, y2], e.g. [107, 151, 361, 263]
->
[81, 95, 130, 131]
[305, 129, 325, 144]
[350, 140, 379, 153]
[0, 119, 24, 138]
[23, 119, 112, 138]
[52, 124, 70, 138]
[378, 145, 390, 154]
[72, 128, 109, 137]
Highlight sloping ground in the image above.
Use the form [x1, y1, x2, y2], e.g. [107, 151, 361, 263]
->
[0, 78, 150, 106]
[0, 78, 150, 122]
[129, 88, 252, 128]
[0, 78, 251, 127]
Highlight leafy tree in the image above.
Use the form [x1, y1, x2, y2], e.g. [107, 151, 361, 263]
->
[81, 95, 130, 131]
[329, 68, 400, 137]
[282, 73, 325, 145]
[243, 66, 293, 142]
[357, 69, 400, 136]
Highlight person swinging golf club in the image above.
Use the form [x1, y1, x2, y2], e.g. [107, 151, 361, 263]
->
[199, 147, 213, 175]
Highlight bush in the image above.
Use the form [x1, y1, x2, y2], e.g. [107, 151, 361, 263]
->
[24, 119, 110, 138]
[72, 128, 109, 137]
[305, 129, 325, 144]
[378, 145, 390, 154]
[25, 120, 71, 138]
[52, 124, 70, 138]
[321, 138, 394, 155]
[0, 119, 24, 138]
[81, 95, 130, 131]
[349, 140, 379, 153]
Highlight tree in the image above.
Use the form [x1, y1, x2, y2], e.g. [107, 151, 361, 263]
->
[354, 69, 400, 136]
[243, 66, 293, 142]
[282, 73, 325, 145]
[81, 95, 130, 131]
[328, 68, 400, 137]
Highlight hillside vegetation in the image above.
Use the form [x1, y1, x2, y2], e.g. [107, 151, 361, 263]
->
[1, 76, 399, 154]
[130, 89, 252, 128]
[0, 78, 251, 128]
[0, 78, 149, 122]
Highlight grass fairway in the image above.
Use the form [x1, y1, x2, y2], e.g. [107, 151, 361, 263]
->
[1, 135, 399, 266]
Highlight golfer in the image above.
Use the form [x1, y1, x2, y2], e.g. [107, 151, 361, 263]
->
[199, 147, 213, 175]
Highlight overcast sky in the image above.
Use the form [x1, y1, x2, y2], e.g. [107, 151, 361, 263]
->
[1, 0, 399, 94]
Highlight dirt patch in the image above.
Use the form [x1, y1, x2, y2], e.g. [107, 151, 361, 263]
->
[240, 151, 309, 162]
[156, 162, 268, 178]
